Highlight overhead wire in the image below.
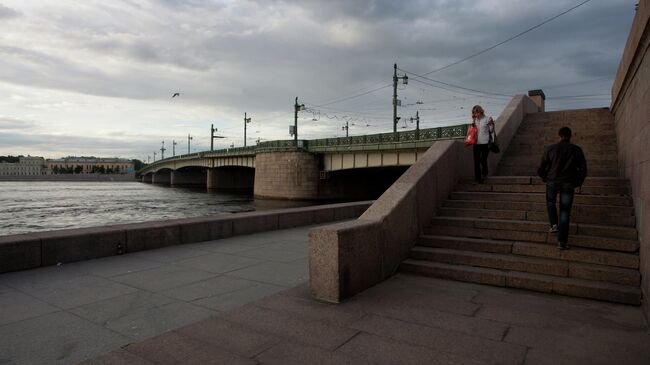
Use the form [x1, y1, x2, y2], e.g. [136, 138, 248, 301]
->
[419, 0, 594, 76]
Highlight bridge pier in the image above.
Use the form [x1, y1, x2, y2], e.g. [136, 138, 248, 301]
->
[254, 151, 319, 200]
[171, 170, 206, 187]
[141, 174, 152, 183]
[207, 167, 254, 192]
[152, 170, 171, 185]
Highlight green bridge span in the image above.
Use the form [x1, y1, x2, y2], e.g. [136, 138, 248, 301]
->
[138, 124, 468, 200]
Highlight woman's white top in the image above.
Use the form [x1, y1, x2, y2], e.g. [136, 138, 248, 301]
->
[475, 116, 494, 145]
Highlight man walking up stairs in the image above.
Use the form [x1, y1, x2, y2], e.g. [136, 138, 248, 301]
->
[401, 108, 642, 305]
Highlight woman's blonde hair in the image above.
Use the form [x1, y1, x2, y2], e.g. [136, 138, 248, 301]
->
[472, 105, 484, 115]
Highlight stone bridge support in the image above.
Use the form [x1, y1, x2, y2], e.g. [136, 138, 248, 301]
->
[171, 170, 206, 187]
[254, 152, 320, 200]
[152, 170, 171, 185]
[141, 174, 152, 183]
[207, 167, 254, 192]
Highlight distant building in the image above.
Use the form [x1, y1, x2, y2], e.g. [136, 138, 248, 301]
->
[0, 156, 46, 176]
[46, 157, 134, 175]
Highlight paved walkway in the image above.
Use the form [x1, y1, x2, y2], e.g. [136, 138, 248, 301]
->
[2, 223, 649, 364]
[0, 224, 318, 365]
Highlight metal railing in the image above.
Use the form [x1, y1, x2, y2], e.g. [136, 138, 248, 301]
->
[139, 124, 468, 173]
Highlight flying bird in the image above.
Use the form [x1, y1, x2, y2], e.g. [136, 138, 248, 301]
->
[172, 92, 180, 98]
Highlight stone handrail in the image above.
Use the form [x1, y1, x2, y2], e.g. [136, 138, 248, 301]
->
[308, 94, 539, 303]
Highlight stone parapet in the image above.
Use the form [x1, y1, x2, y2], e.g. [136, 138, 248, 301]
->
[610, 0, 650, 323]
[0, 201, 372, 274]
[308, 94, 538, 303]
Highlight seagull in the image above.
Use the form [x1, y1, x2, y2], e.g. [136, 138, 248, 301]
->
[172, 92, 180, 98]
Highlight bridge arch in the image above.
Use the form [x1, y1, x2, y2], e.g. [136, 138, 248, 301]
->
[207, 166, 254, 192]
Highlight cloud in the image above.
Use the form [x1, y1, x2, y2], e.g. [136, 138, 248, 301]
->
[0, 4, 20, 19]
[0, 0, 637, 158]
[0, 117, 38, 130]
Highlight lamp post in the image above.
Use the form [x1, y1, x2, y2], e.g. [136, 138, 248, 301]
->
[153, 152, 157, 162]
[172, 140, 177, 157]
[244, 113, 252, 147]
[211, 124, 225, 150]
[187, 134, 192, 154]
[160, 141, 166, 160]
[392, 63, 408, 134]
[293, 97, 305, 145]
[409, 110, 420, 139]
[342, 121, 349, 137]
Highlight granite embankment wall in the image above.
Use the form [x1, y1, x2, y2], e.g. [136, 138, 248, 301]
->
[611, 0, 650, 321]
[0, 201, 371, 274]
[309, 94, 538, 302]
[0, 174, 136, 182]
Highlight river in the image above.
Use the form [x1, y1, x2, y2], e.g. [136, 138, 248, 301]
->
[0, 181, 318, 236]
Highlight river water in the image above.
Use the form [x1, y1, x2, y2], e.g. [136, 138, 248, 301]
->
[0, 181, 317, 236]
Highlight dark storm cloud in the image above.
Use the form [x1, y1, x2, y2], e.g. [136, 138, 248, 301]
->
[0, 4, 20, 18]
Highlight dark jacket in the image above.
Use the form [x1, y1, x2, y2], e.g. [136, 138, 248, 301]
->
[537, 140, 587, 186]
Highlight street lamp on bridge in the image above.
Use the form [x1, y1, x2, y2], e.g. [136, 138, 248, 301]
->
[393, 63, 408, 134]
[244, 113, 252, 147]
[409, 110, 420, 139]
[187, 134, 193, 154]
[211, 124, 225, 150]
[292, 97, 305, 145]
[172, 140, 177, 157]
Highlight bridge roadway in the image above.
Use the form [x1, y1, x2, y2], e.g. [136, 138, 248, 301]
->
[138, 125, 467, 200]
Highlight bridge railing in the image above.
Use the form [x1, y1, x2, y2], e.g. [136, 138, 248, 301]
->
[139, 124, 469, 173]
[255, 125, 469, 151]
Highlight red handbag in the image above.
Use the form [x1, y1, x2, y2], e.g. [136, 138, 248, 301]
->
[465, 125, 477, 145]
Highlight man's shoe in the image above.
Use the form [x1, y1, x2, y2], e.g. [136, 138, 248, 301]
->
[557, 242, 569, 250]
[549, 224, 558, 234]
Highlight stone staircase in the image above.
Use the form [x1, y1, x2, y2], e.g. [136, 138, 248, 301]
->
[400, 108, 642, 305]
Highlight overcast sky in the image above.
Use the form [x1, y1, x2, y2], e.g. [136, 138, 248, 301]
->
[0, 0, 637, 160]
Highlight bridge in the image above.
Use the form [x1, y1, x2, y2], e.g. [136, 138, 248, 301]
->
[138, 125, 468, 200]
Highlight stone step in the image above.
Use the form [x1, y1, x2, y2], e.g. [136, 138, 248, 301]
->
[455, 183, 630, 196]
[443, 199, 635, 217]
[438, 206, 636, 227]
[399, 260, 641, 305]
[410, 246, 568, 277]
[409, 246, 640, 286]
[449, 191, 632, 207]
[431, 216, 638, 241]
[464, 176, 630, 188]
[425, 225, 640, 253]
[517, 124, 615, 132]
[497, 167, 618, 177]
[501, 152, 618, 164]
[507, 140, 617, 148]
[504, 145, 617, 155]
[498, 160, 618, 170]
[418, 235, 640, 270]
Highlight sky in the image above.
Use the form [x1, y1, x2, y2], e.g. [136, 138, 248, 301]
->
[0, 0, 637, 161]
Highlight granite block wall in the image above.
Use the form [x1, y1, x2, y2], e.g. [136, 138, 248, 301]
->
[610, 0, 650, 322]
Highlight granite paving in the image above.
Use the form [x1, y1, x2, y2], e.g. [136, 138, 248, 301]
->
[1, 222, 649, 365]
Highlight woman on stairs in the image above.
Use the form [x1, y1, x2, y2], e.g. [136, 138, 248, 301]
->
[470, 105, 495, 184]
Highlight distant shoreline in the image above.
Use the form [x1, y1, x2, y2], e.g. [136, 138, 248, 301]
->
[0, 174, 137, 182]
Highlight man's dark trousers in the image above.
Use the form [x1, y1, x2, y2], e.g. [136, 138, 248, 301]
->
[546, 182, 575, 244]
